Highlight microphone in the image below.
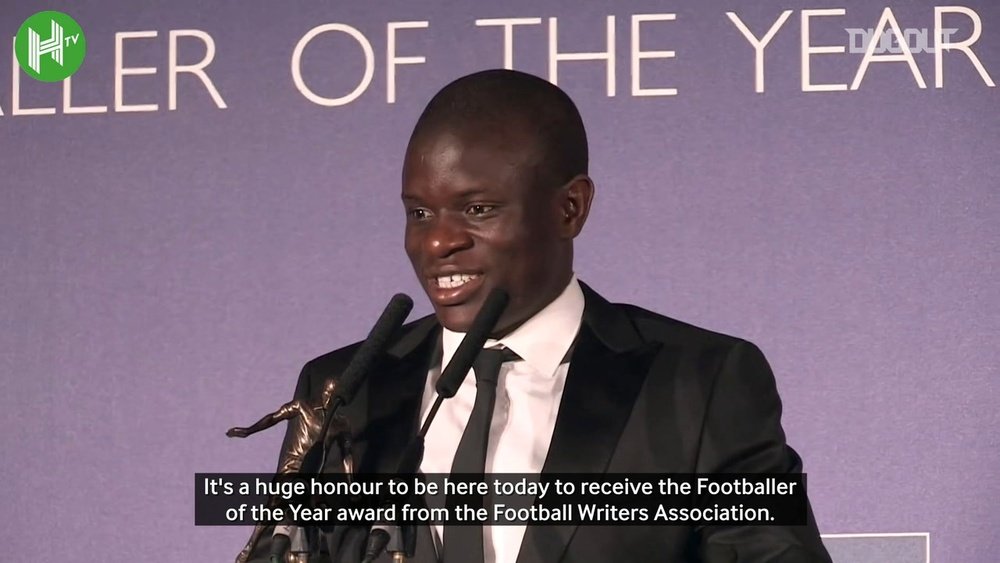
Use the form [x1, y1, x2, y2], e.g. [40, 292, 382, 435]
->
[275, 294, 412, 563]
[362, 289, 509, 562]
[392, 288, 510, 475]
[435, 288, 510, 398]
[318, 293, 414, 454]
[362, 524, 413, 563]
[361, 527, 391, 563]
[406, 287, 510, 473]
[333, 293, 415, 406]
[269, 524, 306, 563]
[269, 532, 290, 563]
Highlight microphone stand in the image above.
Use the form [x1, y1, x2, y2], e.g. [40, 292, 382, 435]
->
[362, 289, 509, 562]
[251, 294, 414, 563]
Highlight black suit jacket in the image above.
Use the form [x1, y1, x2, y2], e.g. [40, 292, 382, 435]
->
[250, 283, 831, 563]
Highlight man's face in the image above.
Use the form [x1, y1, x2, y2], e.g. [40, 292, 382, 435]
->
[402, 127, 570, 335]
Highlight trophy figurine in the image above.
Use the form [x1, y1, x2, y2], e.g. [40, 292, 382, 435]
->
[227, 378, 355, 563]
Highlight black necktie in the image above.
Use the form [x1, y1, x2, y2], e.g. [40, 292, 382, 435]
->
[442, 347, 519, 563]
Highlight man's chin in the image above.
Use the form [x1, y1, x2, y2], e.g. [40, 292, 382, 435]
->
[432, 304, 478, 334]
[434, 305, 525, 339]
[429, 287, 520, 335]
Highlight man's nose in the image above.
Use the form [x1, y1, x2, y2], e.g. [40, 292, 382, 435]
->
[425, 213, 473, 259]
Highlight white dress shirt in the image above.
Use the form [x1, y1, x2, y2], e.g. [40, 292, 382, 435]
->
[418, 276, 585, 563]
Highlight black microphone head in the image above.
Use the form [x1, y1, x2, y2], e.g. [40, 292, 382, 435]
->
[334, 293, 414, 404]
[435, 288, 509, 398]
[384, 293, 415, 320]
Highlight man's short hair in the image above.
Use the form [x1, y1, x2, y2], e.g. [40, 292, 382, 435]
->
[409, 69, 589, 187]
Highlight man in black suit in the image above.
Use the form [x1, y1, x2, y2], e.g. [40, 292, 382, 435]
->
[250, 69, 831, 563]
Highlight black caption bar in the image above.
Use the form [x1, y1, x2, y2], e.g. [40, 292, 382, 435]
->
[195, 473, 808, 527]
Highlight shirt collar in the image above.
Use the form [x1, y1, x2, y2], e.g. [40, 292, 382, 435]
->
[440, 275, 584, 378]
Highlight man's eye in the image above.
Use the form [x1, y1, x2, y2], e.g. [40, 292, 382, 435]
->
[407, 208, 430, 220]
[466, 204, 495, 216]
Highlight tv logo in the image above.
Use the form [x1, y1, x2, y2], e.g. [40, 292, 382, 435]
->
[15, 11, 87, 82]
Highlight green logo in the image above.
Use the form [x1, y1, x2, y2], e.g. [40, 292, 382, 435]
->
[14, 11, 87, 82]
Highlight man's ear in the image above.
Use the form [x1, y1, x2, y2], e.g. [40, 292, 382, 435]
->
[558, 174, 595, 238]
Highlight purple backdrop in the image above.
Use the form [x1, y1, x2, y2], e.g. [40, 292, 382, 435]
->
[1, 1, 996, 561]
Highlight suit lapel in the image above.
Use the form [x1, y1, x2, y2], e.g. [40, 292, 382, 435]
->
[517, 283, 661, 563]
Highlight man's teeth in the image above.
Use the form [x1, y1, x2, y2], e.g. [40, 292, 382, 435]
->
[436, 274, 479, 289]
